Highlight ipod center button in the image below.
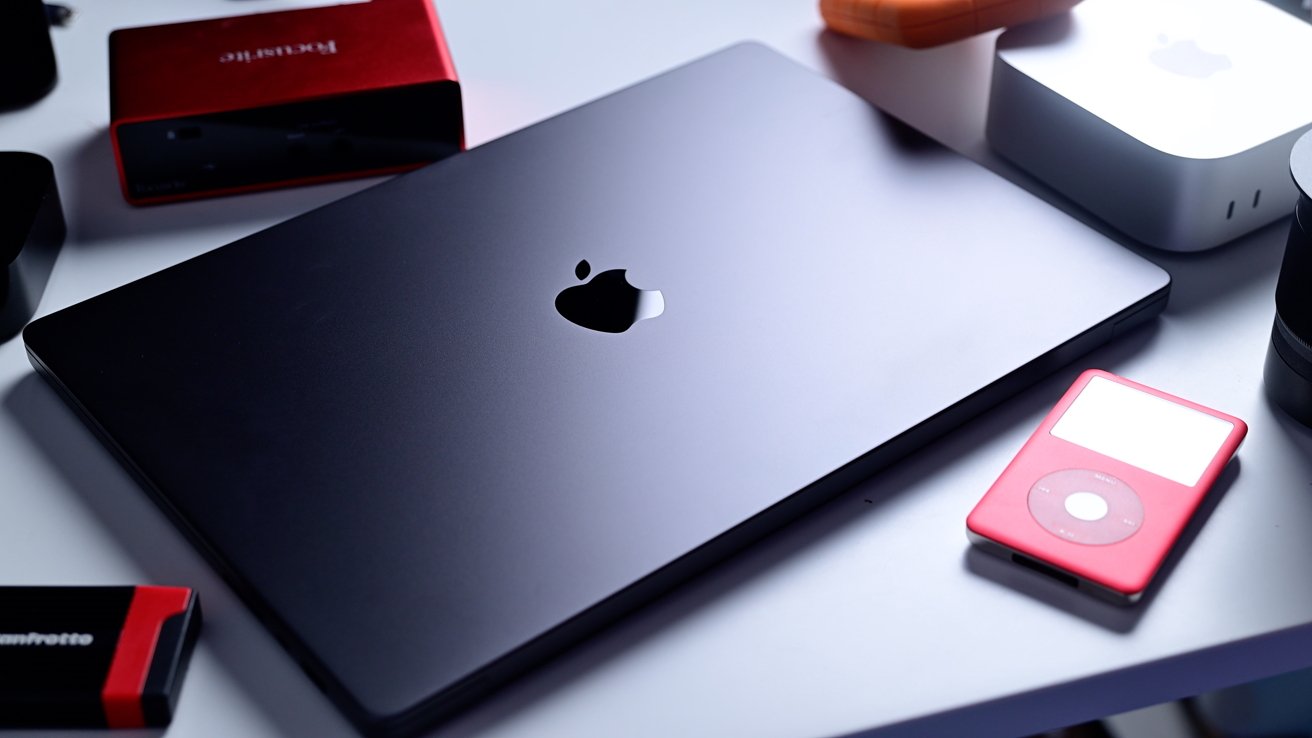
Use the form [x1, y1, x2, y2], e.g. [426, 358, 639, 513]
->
[1064, 491, 1109, 522]
[1027, 468, 1144, 545]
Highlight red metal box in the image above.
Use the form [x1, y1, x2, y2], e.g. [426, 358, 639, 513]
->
[109, 0, 462, 205]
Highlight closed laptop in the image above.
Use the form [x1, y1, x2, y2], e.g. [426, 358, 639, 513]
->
[23, 43, 1169, 736]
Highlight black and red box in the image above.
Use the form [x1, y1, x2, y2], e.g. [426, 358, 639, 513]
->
[0, 586, 201, 728]
[109, 0, 462, 205]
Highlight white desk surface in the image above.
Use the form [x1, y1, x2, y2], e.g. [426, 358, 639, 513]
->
[4, 2, 1312, 737]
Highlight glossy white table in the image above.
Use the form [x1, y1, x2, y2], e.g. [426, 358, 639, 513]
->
[3, 2, 1311, 736]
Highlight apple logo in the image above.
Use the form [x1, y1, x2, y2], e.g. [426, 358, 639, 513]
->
[554, 260, 665, 333]
[1150, 35, 1231, 79]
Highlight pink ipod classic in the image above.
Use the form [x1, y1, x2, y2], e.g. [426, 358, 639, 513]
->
[967, 369, 1246, 604]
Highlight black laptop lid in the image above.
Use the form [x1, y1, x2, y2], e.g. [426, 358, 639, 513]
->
[24, 44, 1168, 735]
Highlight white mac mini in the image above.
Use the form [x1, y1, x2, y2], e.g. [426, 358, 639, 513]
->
[987, 0, 1312, 251]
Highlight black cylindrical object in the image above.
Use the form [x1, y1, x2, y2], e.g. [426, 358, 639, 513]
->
[1, 152, 65, 341]
[1266, 130, 1312, 424]
[0, 0, 57, 110]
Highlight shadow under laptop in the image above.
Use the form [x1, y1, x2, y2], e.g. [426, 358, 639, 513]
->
[63, 130, 381, 245]
[3, 375, 357, 738]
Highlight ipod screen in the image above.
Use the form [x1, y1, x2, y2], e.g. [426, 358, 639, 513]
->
[1050, 376, 1235, 487]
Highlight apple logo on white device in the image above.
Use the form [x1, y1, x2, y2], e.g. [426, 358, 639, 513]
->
[1150, 35, 1232, 79]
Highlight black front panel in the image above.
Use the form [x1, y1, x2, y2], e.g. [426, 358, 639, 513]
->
[141, 602, 203, 727]
[0, 587, 133, 727]
[116, 82, 461, 201]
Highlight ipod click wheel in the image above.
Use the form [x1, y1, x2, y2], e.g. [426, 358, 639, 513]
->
[966, 369, 1247, 604]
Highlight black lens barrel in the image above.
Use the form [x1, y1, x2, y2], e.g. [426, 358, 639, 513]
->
[1266, 132, 1312, 425]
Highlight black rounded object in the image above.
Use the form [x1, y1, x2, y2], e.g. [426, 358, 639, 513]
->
[0, 0, 57, 110]
[1266, 131, 1312, 424]
[0, 152, 65, 341]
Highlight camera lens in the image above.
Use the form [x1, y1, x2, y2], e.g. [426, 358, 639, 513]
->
[1265, 130, 1312, 424]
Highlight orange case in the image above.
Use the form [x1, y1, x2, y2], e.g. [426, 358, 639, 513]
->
[820, 0, 1083, 49]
